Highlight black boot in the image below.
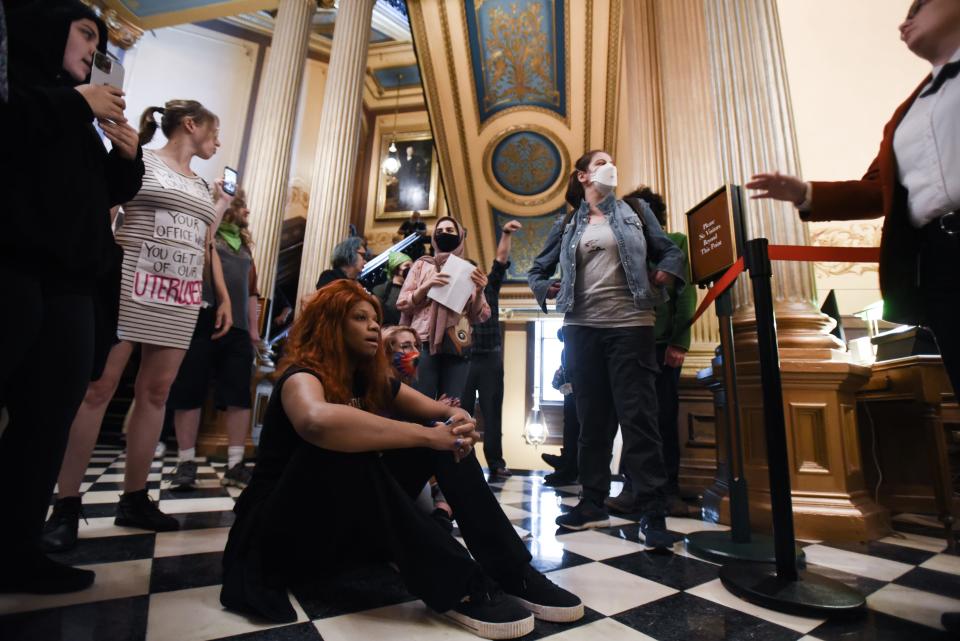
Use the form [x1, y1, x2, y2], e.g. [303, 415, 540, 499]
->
[541, 452, 563, 469]
[115, 489, 179, 532]
[40, 496, 84, 553]
[0, 551, 95, 594]
[543, 469, 578, 487]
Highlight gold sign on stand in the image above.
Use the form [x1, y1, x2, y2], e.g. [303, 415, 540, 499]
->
[686, 185, 746, 286]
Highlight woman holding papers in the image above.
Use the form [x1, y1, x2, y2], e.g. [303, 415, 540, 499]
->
[397, 217, 490, 402]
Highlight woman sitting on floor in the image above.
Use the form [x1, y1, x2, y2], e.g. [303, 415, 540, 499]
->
[220, 280, 583, 640]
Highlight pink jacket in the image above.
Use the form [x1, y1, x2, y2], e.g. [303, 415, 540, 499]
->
[396, 258, 491, 344]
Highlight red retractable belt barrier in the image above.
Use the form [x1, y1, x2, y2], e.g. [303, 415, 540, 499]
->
[686, 245, 881, 328]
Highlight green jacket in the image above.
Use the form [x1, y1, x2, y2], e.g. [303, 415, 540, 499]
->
[653, 232, 696, 349]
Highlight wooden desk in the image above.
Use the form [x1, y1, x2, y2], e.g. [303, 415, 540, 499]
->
[856, 355, 958, 549]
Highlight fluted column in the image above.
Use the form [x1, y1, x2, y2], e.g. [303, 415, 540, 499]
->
[699, 0, 885, 542]
[653, 0, 724, 370]
[703, 0, 834, 356]
[296, 0, 375, 304]
[617, 0, 666, 197]
[244, 0, 315, 302]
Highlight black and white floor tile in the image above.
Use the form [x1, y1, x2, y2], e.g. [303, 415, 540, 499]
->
[1, 446, 958, 640]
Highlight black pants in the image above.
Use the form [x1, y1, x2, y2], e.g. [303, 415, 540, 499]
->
[558, 392, 581, 473]
[0, 269, 94, 561]
[462, 351, 506, 469]
[920, 221, 960, 398]
[413, 345, 470, 402]
[168, 308, 254, 411]
[223, 446, 531, 614]
[655, 343, 682, 496]
[564, 325, 667, 511]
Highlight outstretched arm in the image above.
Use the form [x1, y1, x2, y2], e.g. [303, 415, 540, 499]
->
[747, 148, 884, 223]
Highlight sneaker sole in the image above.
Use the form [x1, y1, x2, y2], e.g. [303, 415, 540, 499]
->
[555, 517, 610, 531]
[442, 610, 534, 639]
[168, 483, 197, 493]
[220, 478, 249, 489]
[509, 596, 584, 623]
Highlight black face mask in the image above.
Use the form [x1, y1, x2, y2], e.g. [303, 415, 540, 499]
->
[435, 232, 460, 253]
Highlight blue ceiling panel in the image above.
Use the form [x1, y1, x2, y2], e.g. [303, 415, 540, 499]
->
[465, 0, 566, 123]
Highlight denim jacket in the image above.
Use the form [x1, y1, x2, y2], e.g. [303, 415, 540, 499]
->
[527, 194, 687, 314]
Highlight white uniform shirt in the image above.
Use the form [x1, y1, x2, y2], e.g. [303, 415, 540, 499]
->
[893, 47, 960, 228]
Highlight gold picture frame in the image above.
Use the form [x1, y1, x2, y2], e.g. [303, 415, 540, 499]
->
[374, 131, 440, 221]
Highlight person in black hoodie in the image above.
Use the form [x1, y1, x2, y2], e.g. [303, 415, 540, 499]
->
[0, 0, 144, 594]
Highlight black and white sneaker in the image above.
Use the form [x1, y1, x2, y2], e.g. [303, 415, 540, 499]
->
[638, 511, 676, 550]
[503, 565, 583, 622]
[555, 499, 609, 531]
[170, 460, 198, 492]
[444, 577, 534, 639]
[115, 489, 179, 532]
[221, 462, 252, 489]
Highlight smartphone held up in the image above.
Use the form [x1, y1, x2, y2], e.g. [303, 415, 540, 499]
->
[90, 51, 124, 89]
[223, 167, 239, 196]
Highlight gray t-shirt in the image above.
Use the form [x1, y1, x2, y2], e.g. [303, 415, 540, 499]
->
[564, 220, 654, 328]
[216, 239, 256, 332]
[199, 239, 257, 331]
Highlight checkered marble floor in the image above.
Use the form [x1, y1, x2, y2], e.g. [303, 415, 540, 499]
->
[1, 446, 958, 640]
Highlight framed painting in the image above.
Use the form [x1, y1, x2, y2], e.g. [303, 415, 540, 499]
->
[375, 131, 440, 221]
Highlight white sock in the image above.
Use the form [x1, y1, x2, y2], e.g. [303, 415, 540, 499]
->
[178, 448, 196, 463]
[228, 446, 245, 469]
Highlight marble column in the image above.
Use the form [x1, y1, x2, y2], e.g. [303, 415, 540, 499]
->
[653, 0, 725, 371]
[618, 0, 666, 198]
[700, 0, 887, 541]
[703, 0, 836, 358]
[296, 0, 376, 304]
[243, 0, 315, 302]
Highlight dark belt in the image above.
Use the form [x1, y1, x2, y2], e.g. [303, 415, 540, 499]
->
[938, 211, 960, 235]
[922, 211, 960, 241]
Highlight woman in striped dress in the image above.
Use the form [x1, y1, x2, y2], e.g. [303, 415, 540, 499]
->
[42, 100, 235, 550]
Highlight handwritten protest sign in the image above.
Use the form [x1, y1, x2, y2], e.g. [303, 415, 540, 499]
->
[132, 209, 207, 307]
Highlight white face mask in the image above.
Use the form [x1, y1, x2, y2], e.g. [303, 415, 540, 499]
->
[590, 163, 618, 193]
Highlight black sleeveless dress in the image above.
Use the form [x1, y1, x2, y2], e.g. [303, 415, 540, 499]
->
[220, 366, 529, 623]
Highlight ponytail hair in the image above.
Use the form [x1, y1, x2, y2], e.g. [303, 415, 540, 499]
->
[138, 100, 218, 146]
[562, 149, 604, 224]
[564, 149, 604, 209]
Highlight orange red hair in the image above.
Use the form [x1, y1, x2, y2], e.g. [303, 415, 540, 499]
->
[279, 280, 393, 411]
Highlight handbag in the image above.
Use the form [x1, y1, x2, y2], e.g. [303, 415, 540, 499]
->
[440, 315, 473, 358]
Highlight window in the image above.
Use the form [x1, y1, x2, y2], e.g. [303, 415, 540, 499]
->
[534, 318, 565, 404]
